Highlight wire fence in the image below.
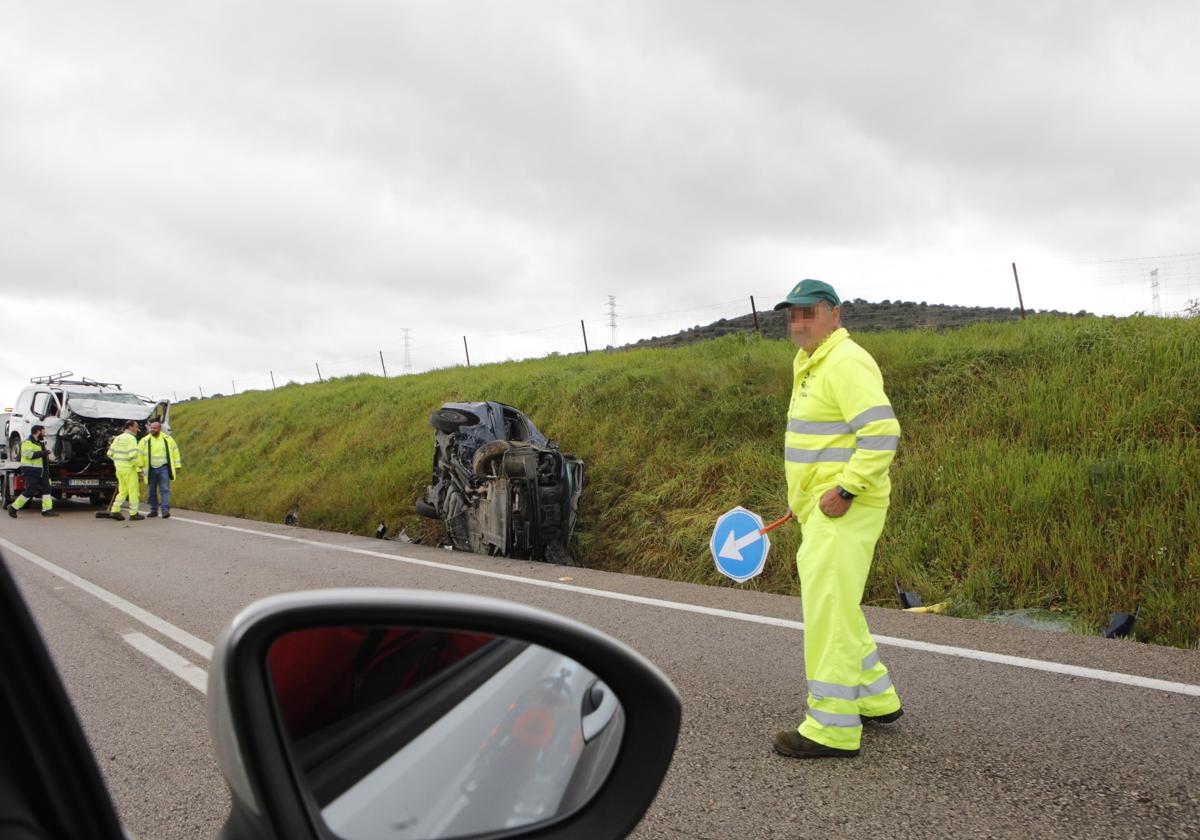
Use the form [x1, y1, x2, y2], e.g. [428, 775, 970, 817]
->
[165, 294, 780, 402]
[162, 257, 1200, 403]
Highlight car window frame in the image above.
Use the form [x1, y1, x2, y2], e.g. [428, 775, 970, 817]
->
[30, 391, 60, 420]
[0, 552, 127, 840]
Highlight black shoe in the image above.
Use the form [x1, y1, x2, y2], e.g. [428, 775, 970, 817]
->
[147, 510, 159, 518]
[41, 510, 60, 517]
[162, 511, 171, 519]
[862, 708, 904, 725]
[6, 505, 16, 519]
[110, 512, 125, 521]
[129, 513, 145, 521]
[772, 728, 859, 759]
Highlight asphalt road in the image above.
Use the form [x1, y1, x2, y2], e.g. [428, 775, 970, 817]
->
[3, 503, 1199, 840]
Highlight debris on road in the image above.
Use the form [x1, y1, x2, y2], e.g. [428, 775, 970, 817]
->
[1102, 604, 1140, 639]
[904, 602, 949, 614]
[895, 580, 924, 609]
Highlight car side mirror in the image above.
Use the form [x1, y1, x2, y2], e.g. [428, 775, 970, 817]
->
[207, 590, 681, 840]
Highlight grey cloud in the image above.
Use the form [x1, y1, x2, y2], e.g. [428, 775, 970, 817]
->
[3, 1, 1199, 402]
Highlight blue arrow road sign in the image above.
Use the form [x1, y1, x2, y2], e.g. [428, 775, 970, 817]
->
[710, 506, 770, 583]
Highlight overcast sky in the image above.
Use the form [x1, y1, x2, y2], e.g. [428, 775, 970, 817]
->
[3, 2, 1199, 404]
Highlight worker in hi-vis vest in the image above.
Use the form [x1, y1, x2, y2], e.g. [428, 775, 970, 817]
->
[138, 420, 181, 518]
[771, 279, 903, 759]
[106, 420, 146, 521]
[7, 424, 59, 518]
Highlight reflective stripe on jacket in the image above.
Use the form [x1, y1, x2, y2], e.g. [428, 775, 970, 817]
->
[107, 431, 145, 470]
[20, 438, 50, 475]
[785, 328, 900, 521]
[138, 433, 181, 478]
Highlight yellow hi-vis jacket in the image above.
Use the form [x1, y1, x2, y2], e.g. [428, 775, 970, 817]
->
[138, 432, 181, 479]
[19, 438, 50, 475]
[785, 328, 900, 522]
[107, 431, 145, 472]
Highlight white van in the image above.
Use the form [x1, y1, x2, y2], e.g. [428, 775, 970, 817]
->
[5, 372, 169, 467]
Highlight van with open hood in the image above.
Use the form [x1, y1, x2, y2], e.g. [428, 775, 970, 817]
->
[3, 372, 169, 505]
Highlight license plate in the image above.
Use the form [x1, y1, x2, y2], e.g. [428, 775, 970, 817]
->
[67, 479, 101, 487]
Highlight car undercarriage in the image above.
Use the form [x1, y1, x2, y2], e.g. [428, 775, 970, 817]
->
[416, 402, 583, 564]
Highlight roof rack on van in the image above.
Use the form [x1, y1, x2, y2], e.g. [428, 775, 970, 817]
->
[28, 373, 124, 389]
[30, 371, 74, 385]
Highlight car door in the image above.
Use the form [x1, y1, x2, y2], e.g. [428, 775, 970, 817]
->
[0, 554, 127, 840]
[0, 550, 681, 840]
[30, 391, 66, 454]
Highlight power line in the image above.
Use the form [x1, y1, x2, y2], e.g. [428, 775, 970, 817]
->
[1066, 250, 1200, 265]
[171, 262, 1200, 396]
[622, 297, 748, 323]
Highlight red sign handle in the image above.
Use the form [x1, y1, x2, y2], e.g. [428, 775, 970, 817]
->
[758, 512, 795, 535]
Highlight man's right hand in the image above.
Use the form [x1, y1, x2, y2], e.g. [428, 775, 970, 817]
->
[818, 487, 853, 518]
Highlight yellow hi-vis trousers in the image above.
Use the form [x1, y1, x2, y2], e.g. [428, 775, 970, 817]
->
[797, 502, 901, 751]
[111, 467, 141, 514]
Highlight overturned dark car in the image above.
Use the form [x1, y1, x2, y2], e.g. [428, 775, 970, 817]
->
[416, 402, 583, 564]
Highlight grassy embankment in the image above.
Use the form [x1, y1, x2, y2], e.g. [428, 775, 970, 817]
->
[171, 316, 1200, 648]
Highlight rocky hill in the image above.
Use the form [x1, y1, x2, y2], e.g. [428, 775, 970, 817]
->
[631, 299, 1087, 348]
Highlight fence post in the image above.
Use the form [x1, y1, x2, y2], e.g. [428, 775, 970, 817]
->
[270, 371, 276, 389]
[199, 386, 204, 399]
[232, 380, 236, 395]
[750, 295, 761, 335]
[1011, 262, 1027, 320]
[581, 320, 590, 354]
[379, 350, 388, 377]
[463, 336, 472, 367]
[316, 363, 324, 382]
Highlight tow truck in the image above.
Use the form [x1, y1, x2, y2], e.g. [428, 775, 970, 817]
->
[2, 372, 169, 509]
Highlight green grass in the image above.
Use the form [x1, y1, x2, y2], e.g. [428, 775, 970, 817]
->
[170, 315, 1200, 648]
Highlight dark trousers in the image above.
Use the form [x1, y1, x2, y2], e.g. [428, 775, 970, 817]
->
[15, 468, 52, 510]
[19, 468, 50, 498]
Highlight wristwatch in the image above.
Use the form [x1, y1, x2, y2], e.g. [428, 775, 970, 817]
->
[836, 486, 856, 501]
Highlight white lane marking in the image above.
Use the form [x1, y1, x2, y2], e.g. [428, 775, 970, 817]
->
[0, 537, 214, 660]
[173, 517, 1200, 699]
[122, 632, 208, 694]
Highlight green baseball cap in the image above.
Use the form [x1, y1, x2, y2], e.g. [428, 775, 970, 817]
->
[773, 279, 841, 310]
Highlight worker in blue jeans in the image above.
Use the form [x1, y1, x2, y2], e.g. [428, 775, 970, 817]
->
[138, 421, 182, 518]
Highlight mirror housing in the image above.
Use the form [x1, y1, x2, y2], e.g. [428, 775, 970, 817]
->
[207, 589, 681, 840]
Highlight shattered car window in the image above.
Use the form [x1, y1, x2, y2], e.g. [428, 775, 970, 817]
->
[65, 391, 145, 405]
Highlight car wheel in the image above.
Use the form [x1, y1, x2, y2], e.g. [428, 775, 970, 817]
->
[471, 440, 512, 476]
[8, 434, 20, 464]
[429, 408, 479, 434]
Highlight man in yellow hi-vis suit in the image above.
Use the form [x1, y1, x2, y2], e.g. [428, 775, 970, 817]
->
[771, 279, 903, 759]
[107, 420, 146, 522]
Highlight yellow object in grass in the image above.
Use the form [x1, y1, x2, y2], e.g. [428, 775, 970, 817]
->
[903, 602, 949, 614]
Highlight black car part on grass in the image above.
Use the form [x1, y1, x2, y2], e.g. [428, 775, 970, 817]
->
[416, 402, 584, 564]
